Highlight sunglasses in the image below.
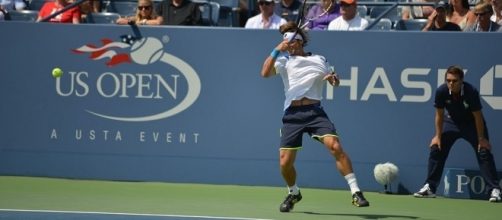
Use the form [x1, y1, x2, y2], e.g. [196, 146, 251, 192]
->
[138, 6, 152, 10]
[258, 1, 272, 6]
[474, 12, 488, 16]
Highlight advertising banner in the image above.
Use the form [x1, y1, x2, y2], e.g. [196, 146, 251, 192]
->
[1, 22, 501, 194]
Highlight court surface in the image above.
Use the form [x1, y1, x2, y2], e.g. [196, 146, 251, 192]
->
[0, 176, 500, 220]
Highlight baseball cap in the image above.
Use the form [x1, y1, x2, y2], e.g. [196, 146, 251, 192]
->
[340, 0, 356, 4]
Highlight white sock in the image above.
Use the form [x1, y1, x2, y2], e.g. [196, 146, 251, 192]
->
[288, 184, 300, 195]
[344, 173, 361, 194]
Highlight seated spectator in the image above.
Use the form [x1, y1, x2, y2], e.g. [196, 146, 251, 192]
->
[117, 0, 159, 25]
[0, 0, 26, 12]
[36, 0, 81, 24]
[274, 0, 301, 22]
[0, 7, 6, 20]
[401, 0, 435, 20]
[155, 0, 201, 25]
[446, 0, 476, 30]
[466, 1, 501, 31]
[491, 0, 502, 25]
[245, 0, 286, 29]
[327, 0, 368, 31]
[79, 0, 101, 20]
[422, 2, 461, 31]
[305, 0, 340, 30]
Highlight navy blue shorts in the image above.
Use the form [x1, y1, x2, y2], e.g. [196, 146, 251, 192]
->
[280, 103, 338, 149]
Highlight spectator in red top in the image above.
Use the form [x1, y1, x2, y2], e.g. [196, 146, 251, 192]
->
[37, 0, 81, 24]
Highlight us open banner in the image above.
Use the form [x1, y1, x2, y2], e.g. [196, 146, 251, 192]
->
[0, 22, 501, 195]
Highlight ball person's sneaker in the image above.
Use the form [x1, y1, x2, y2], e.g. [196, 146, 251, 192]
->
[279, 191, 302, 212]
[489, 188, 501, 202]
[352, 191, 370, 207]
[413, 183, 436, 198]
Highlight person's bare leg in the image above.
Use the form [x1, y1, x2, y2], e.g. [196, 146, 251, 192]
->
[280, 149, 297, 186]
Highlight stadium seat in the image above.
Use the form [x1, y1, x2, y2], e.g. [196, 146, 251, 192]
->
[86, 12, 120, 24]
[367, 18, 393, 31]
[28, 0, 48, 11]
[357, 5, 368, 18]
[369, 6, 400, 22]
[394, 19, 427, 31]
[105, 1, 137, 17]
[211, 0, 239, 27]
[7, 10, 39, 21]
[198, 1, 220, 26]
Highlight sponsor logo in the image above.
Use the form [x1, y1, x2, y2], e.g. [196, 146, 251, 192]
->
[480, 65, 502, 110]
[326, 66, 501, 110]
[64, 35, 201, 122]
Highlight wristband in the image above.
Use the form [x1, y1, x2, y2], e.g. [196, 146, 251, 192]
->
[270, 49, 280, 59]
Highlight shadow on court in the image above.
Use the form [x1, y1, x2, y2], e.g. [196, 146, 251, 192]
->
[299, 211, 425, 219]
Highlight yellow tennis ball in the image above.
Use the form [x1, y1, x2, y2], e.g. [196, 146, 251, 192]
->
[52, 68, 63, 78]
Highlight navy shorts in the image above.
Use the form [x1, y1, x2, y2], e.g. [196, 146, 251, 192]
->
[280, 103, 338, 149]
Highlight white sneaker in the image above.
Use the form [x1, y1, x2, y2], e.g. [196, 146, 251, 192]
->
[413, 183, 436, 198]
[489, 188, 501, 202]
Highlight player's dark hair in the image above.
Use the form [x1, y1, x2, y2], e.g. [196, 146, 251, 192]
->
[445, 65, 464, 80]
[279, 21, 309, 47]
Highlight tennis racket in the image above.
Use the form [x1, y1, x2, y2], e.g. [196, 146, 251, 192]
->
[288, 0, 308, 43]
[299, 1, 333, 28]
[288, 0, 334, 41]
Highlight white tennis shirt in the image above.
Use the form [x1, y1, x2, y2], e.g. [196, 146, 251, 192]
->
[274, 54, 331, 110]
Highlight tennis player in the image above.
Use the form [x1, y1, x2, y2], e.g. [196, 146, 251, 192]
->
[260, 21, 370, 212]
[413, 66, 501, 202]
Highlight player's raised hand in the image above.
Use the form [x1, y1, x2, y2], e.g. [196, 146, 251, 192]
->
[323, 72, 340, 87]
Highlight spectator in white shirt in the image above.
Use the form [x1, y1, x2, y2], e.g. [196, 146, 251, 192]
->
[245, 0, 287, 29]
[327, 0, 368, 31]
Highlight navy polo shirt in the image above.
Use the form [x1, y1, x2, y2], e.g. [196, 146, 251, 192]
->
[434, 82, 482, 126]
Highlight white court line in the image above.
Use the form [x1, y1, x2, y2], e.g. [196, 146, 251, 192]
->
[0, 209, 274, 220]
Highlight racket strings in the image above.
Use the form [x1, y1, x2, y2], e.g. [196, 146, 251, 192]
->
[300, 1, 333, 29]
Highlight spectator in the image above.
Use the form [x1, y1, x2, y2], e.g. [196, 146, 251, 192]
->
[155, 0, 201, 25]
[327, 0, 368, 31]
[245, 0, 286, 29]
[413, 65, 501, 203]
[305, 0, 340, 30]
[274, 0, 301, 22]
[422, 2, 461, 31]
[116, 0, 159, 25]
[490, 0, 502, 25]
[79, 0, 101, 20]
[37, 0, 81, 24]
[467, 1, 501, 31]
[446, 0, 476, 30]
[0, 7, 6, 20]
[401, 0, 436, 20]
[0, 0, 26, 12]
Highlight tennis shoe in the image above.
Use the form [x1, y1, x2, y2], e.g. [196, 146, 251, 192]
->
[489, 188, 501, 202]
[352, 191, 370, 207]
[413, 183, 436, 198]
[279, 191, 302, 212]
